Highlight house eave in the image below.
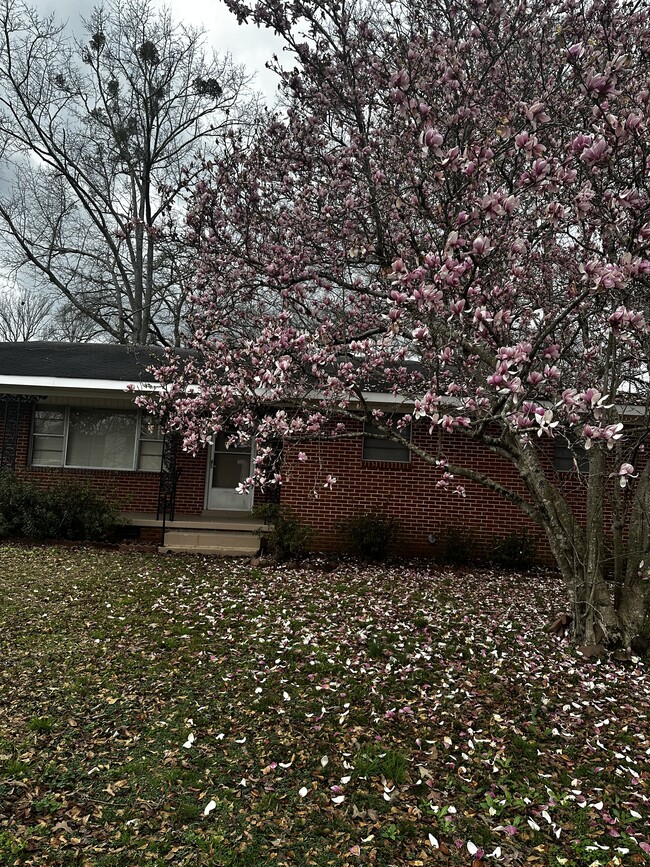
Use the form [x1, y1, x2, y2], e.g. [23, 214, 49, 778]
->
[0, 375, 156, 397]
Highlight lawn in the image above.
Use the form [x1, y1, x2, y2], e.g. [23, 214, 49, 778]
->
[0, 546, 648, 867]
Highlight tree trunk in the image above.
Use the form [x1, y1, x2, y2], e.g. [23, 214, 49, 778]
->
[618, 463, 650, 648]
[513, 440, 624, 646]
[580, 448, 620, 644]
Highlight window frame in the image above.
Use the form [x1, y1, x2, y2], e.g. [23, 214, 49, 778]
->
[136, 416, 165, 472]
[362, 418, 412, 464]
[30, 406, 164, 472]
[30, 408, 67, 468]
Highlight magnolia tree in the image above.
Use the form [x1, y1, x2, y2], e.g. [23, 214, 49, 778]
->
[147, 0, 650, 648]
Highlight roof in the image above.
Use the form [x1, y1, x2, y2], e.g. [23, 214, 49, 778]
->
[0, 341, 196, 397]
[0, 341, 187, 381]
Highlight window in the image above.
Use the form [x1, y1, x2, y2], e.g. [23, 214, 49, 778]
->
[31, 410, 66, 467]
[31, 408, 164, 471]
[138, 418, 165, 471]
[66, 409, 138, 469]
[362, 421, 411, 463]
[553, 436, 588, 474]
[211, 432, 252, 489]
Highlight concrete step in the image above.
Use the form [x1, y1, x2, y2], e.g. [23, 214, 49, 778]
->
[167, 519, 267, 532]
[160, 528, 261, 556]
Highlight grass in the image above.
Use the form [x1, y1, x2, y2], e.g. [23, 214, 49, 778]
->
[0, 544, 649, 866]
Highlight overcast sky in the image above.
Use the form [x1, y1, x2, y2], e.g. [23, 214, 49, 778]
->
[35, 0, 284, 102]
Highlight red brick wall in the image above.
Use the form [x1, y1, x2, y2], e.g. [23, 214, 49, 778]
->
[1, 402, 208, 515]
[1, 401, 589, 560]
[279, 421, 587, 561]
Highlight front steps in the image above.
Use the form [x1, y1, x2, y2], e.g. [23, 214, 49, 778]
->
[160, 515, 267, 555]
[122, 512, 269, 556]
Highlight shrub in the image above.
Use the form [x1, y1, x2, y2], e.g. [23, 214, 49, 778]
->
[0, 471, 119, 541]
[252, 503, 314, 560]
[491, 530, 537, 570]
[49, 480, 120, 541]
[339, 511, 400, 560]
[441, 525, 480, 565]
[0, 471, 56, 539]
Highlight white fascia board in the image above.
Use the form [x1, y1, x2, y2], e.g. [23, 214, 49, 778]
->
[360, 391, 413, 405]
[0, 375, 157, 394]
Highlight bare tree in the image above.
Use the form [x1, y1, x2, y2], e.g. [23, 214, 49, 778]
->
[0, 0, 252, 345]
[47, 300, 108, 343]
[0, 285, 54, 341]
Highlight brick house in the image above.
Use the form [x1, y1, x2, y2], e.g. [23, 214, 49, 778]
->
[0, 341, 585, 558]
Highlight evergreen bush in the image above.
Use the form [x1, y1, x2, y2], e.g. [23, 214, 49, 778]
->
[491, 530, 537, 570]
[0, 471, 119, 541]
[339, 511, 400, 560]
[441, 525, 480, 565]
[253, 503, 315, 560]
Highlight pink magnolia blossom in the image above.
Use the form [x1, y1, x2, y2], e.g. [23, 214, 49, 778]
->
[614, 463, 638, 488]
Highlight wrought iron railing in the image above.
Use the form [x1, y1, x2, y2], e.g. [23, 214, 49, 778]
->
[157, 432, 181, 545]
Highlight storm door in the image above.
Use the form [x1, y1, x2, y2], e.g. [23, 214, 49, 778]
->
[206, 432, 253, 511]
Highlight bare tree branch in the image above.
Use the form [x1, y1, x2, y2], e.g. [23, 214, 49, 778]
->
[0, 0, 256, 345]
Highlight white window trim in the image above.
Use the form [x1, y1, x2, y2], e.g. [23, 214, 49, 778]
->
[30, 407, 163, 472]
[30, 409, 66, 468]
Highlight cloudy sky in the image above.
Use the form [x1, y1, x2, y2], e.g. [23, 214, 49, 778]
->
[35, 0, 284, 101]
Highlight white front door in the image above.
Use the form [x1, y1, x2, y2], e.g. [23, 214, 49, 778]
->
[206, 433, 254, 511]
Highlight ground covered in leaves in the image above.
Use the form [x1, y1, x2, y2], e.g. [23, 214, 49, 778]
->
[0, 547, 649, 867]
